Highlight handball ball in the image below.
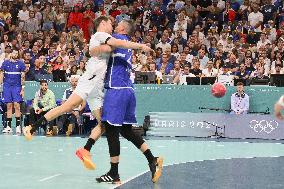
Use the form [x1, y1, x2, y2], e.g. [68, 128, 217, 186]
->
[211, 83, 227, 98]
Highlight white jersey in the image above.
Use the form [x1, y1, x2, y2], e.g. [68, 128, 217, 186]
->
[74, 31, 112, 111]
[85, 32, 112, 75]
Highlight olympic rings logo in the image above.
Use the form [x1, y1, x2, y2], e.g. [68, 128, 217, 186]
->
[249, 120, 279, 134]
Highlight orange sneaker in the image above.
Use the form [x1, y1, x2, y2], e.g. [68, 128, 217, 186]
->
[75, 148, 96, 170]
[150, 157, 164, 183]
[23, 125, 33, 141]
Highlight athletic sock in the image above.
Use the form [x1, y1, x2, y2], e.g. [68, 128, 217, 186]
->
[16, 117, 21, 127]
[109, 162, 119, 176]
[84, 138, 96, 152]
[144, 149, 155, 164]
[30, 116, 47, 134]
[6, 118, 12, 128]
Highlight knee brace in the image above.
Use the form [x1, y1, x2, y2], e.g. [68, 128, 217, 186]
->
[120, 125, 145, 149]
[105, 123, 120, 157]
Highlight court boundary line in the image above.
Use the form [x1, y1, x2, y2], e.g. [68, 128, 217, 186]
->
[39, 174, 62, 182]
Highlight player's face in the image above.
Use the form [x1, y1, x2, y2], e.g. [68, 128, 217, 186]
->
[11, 51, 19, 59]
[115, 22, 124, 33]
[105, 19, 113, 34]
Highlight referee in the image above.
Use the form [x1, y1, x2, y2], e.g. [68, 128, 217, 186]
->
[0, 50, 25, 134]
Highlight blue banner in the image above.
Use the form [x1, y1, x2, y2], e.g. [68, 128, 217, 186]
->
[149, 112, 284, 140]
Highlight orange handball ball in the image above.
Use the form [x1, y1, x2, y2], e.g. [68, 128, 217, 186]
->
[211, 83, 227, 98]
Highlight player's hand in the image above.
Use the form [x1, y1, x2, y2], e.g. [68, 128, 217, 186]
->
[140, 44, 153, 53]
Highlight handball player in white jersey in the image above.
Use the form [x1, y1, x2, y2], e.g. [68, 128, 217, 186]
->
[23, 16, 152, 150]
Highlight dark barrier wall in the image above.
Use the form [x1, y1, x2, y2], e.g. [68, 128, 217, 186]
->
[24, 82, 284, 124]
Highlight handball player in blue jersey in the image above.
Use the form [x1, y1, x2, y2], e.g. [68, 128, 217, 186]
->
[79, 20, 163, 184]
[0, 50, 25, 134]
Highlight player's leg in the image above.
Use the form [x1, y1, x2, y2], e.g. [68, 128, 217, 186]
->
[121, 89, 163, 183]
[120, 125, 163, 183]
[2, 86, 13, 133]
[96, 89, 126, 183]
[13, 102, 21, 134]
[76, 84, 105, 170]
[12, 86, 23, 134]
[96, 122, 121, 184]
[23, 93, 83, 140]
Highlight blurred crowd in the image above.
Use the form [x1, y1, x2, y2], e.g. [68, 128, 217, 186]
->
[1, 0, 284, 85]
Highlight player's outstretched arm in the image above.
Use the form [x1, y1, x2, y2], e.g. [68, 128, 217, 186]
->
[106, 37, 153, 53]
[89, 44, 112, 57]
[275, 96, 284, 119]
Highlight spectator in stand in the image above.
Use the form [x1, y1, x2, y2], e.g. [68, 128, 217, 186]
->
[157, 53, 174, 75]
[76, 60, 86, 75]
[261, 0, 276, 25]
[23, 11, 39, 34]
[217, 64, 234, 86]
[248, 4, 263, 33]
[190, 59, 202, 77]
[82, 4, 96, 42]
[67, 5, 83, 30]
[156, 34, 171, 53]
[109, 1, 121, 19]
[170, 60, 182, 79]
[251, 66, 270, 80]
[271, 64, 284, 74]
[202, 60, 218, 77]
[51, 56, 67, 82]
[198, 48, 209, 69]
[42, 3, 56, 32]
[149, 62, 162, 81]
[17, 4, 29, 29]
[235, 63, 250, 82]
[178, 64, 196, 85]
[115, 5, 130, 24]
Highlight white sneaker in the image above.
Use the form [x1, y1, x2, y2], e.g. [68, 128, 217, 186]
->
[2, 126, 13, 134]
[16, 126, 21, 135]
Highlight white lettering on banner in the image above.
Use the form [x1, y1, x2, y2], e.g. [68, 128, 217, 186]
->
[181, 121, 186, 128]
[249, 120, 279, 134]
[151, 119, 212, 129]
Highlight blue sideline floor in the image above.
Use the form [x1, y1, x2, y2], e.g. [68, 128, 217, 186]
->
[1, 135, 284, 189]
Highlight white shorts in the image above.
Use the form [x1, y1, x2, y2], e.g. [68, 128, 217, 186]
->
[74, 70, 106, 112]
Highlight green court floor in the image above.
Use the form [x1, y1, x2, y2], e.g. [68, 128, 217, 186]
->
[1, 135, 284, 189]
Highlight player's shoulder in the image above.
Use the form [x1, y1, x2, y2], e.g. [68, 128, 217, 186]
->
[93, 31, 112, 38]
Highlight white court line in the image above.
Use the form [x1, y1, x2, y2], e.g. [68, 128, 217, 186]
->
[39, 174, 62, 182]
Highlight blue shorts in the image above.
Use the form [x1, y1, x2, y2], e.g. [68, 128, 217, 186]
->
[102, 88, 137, 126]
[2, 85, 23, 103]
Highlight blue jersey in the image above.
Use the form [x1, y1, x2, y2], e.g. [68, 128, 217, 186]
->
[104, 34, 133, 89]
[1, 59, 25, 87]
